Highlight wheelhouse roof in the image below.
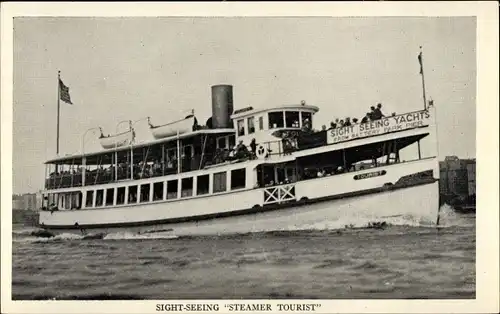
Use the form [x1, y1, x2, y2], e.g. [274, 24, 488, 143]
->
[230, 104, 319, 120]
[45, 128, 235, 165]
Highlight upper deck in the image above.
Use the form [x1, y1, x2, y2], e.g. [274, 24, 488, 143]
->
[43, 103, 435, 192]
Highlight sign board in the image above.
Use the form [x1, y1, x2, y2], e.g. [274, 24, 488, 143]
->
[354, 170, 387, 180]
[327, 109, 432, 144]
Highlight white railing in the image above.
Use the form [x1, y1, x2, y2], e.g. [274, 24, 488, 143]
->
[263, 183, 296, 205]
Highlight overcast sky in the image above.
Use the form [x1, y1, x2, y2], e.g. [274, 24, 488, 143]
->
[13, 17, 476, 194]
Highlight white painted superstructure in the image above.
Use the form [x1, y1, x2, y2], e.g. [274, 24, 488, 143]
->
[39, 83, 440, 237]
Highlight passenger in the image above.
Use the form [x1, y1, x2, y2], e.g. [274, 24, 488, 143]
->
[229, 146, 236, 159]
[321, 125, 327, 131]
[370, 106, 376, 119]
[250, 138, 257, 156]
[344, 118, 352, 127]
[236, 140, 248, 155]
[302, 118, 311, 132]
[329, 121, 336, 129]
[339, 120, 344, 127]
[317, 169, 324, 178]
[352, 118, 358, 124]
[372, 103, 385, 120]
[361, 112, 371, 124]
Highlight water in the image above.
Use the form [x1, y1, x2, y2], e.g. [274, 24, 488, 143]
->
[11, 205, 475, 300]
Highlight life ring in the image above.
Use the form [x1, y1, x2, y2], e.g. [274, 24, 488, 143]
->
[256, 144, 268, 159]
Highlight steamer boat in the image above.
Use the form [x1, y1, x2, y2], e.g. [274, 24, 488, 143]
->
[39, 83, 440, 237]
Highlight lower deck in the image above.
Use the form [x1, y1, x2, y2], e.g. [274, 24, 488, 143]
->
[39, 154, 439, 229]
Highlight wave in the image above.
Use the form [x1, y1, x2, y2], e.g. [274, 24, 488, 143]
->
[13, 230, 178, 243]
[103, 231, 178, 240]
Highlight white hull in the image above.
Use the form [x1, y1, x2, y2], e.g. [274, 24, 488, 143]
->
[40, 181, 439, 237]
[39, 158, 439, 237]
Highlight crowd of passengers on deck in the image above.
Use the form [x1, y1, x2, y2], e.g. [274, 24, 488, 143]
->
[319, 103, 394, 131]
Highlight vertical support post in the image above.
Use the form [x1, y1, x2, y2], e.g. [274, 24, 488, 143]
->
[417, 140, 422, 160]
[82, 156, 86, 186]
[342, 149, 347, 171]
[130, 145, 134, 180]
[161, 144, 165, 176]
[114, 151, 118, 181]
[177, 130, 181, 174]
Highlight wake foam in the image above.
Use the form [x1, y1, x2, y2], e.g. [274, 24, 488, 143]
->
[103, 231, 178, 240]
[436, 204, 475, 227]
[14, 230, 178, 243]
[261, 204, 453, 233]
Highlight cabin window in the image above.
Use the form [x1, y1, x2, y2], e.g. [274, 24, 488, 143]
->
[229, 135, 236, 148]
[259, 116, 264, 130]
[96, 189, 104, 207]
[237, 119, 245, 136]
[213, 172, 227, 193]
[128, 185, 138, 203]
[269, 112, 284, 129]
[75, 192, 83, 209]
[153, 182, 164, 201]
[217, 137, 226, 149]
[197, 174, 210, 195]
[183, 145, 193, 158]
[247, 117, 255, 134]
[167, 179, 178, 199]
[106, 188, 115, 206]
[181, 177, 193, 198]
[231, 168, 246, 190]
[85, 191, 94, 207]
[285, 111, 300, 128]
[140, 184, 150, 202]
[301, 112, 312, 130]
[116, 187, 126, 205]
[64, 194, 71, 210]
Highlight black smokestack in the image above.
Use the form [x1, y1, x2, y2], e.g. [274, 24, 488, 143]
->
[211, 85, 234, 129]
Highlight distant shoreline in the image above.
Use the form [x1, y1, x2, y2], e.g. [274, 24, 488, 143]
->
[12, 209, 39, 226]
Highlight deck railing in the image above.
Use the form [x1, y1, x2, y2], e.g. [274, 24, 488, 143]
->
[263, 183, 297, 205]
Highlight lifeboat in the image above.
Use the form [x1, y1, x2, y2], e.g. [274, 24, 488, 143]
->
[99, 129, 135, 149]
[149, 115, 197, 139]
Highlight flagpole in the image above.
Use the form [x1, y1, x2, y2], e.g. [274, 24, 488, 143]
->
[419, 46, 427, 110]
[56, 70, 61, 156]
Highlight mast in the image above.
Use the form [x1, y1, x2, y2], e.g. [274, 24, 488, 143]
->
[418, 46, 427, 110]
[57, 71, 61, 156]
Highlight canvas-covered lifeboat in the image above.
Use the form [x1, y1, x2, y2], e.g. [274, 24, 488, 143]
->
[149, 114, 198, 139]
[99, 129, 135, 149]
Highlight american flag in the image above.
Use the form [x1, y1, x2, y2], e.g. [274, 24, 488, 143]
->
[418, 51, 423, 75]
[59, 78, 73, 104]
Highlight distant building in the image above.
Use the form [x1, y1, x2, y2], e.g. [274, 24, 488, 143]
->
[12, 195, 24, 210]
[439, 156, 476, 197]
[11, 192, 42, 211]
[467, 161, 476, 196]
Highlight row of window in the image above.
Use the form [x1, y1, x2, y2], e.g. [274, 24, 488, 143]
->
[236, 111, 313, 136]
[82, 168, 247, 208]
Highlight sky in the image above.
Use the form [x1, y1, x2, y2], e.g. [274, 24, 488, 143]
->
[12, 17, 476, 194]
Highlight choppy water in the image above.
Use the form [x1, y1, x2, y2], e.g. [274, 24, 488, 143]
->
[11, 205, 475, 300]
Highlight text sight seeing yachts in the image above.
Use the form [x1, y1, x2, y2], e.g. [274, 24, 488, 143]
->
[39, 82, 440, 237]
